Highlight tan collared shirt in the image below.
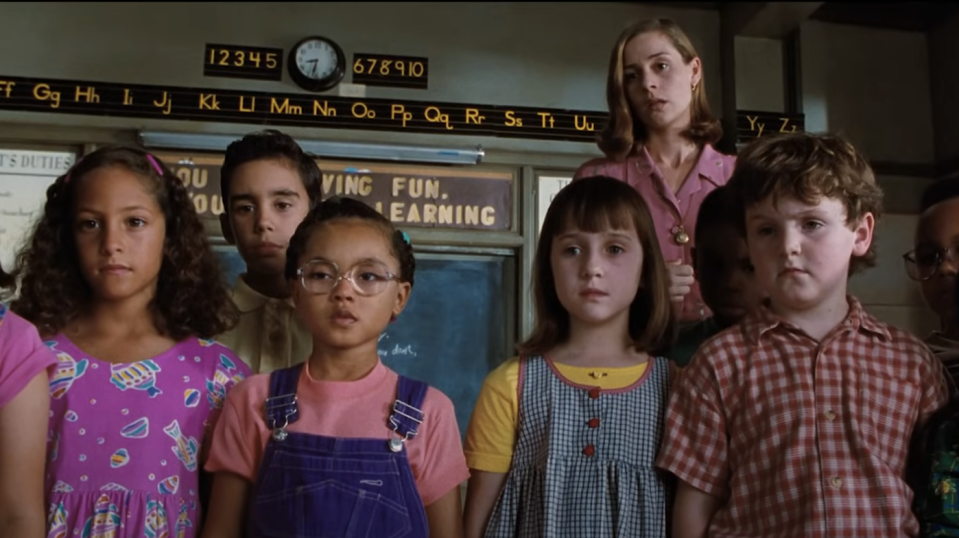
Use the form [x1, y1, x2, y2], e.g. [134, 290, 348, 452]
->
[217, 275, 313, 373]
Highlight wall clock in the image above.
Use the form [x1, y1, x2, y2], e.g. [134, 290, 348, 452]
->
[287, 36, 346, 92]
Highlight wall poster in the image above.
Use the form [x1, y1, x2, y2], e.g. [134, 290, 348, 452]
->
[0, 149, 76, 270]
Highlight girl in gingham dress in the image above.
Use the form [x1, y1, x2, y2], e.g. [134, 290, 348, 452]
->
[463, 176, 676, 538]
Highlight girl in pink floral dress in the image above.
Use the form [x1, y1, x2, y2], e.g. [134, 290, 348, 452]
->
[12, 146, 249, 538]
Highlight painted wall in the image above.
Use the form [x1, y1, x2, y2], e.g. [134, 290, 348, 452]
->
[799, 20, 938, 336]
[735, 36, 784, 113]
[0, 2, 722, 158]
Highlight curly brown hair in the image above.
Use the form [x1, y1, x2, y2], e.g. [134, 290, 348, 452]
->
[598, 18, 722, 161]
[11, 145, 238, 339]
[726, 132, 884, 275]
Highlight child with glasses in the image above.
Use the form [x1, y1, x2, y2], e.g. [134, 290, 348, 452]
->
[202, 197, 469, 538]
[904, 178, 959, 386]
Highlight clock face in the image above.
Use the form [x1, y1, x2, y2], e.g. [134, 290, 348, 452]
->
[295, 39, 340, 80]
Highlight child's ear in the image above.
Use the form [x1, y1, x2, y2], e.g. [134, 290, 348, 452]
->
[219, 212, 236, 246]
[392, 282, 412, 320]
[851, 212, 875, 257]
[290, 277, 301, 306]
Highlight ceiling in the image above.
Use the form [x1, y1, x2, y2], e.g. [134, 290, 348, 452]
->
[808, 2, 959, 33]
[637, 2, 959, 33]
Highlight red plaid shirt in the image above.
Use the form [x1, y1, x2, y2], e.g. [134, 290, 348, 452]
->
[656, 296, 948, 538]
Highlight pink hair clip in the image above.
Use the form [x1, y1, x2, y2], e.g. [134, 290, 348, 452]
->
[146, 154, 164, 176]
[63, 153, 163, 184]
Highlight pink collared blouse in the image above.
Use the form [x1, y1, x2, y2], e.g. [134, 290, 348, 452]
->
[573, 144, 736, 323]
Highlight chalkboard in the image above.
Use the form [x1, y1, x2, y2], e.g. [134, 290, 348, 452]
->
[212, 247, 512, 438]
[213, 245, 246, 287]
[379, 255, 510, 438]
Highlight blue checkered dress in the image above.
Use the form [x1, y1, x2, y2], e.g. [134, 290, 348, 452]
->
[484, 355, 671, 538]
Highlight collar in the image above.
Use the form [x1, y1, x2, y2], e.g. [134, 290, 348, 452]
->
[231, 274, 296, 313]
[745, 295, 891, 345]
[694, 144, 730, 185]
[635, 143, 729, 187]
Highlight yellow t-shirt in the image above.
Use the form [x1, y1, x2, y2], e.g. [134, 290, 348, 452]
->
[464, 356, 649, 473]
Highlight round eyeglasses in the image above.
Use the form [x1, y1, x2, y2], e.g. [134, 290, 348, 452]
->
[902, 245, 958, 282]
[297, 260, 401, 296]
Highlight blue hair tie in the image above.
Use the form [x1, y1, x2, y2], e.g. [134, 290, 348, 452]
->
[400, 231, 411, 245]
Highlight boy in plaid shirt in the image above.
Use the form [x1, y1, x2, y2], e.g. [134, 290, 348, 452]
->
[657, 132, 949, 538]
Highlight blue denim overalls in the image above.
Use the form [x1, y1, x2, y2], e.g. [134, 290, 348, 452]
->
[247, 364, 430, 538]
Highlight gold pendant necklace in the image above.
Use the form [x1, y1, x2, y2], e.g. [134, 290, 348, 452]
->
[635, 153, 696, 248]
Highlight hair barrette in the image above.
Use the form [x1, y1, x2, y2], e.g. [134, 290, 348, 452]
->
[400, 231, 411, 245]
[146, 154, 164, 176]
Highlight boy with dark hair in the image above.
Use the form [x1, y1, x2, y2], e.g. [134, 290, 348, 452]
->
[670, 185, 764, 366]
[905, 177, 959, 384]
[659, 133, 949, 538]
[217, 130, 323, 372]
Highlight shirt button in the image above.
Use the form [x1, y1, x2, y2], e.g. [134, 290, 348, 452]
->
[587, 418, 600, 428]
[588, 387, 601, 399]
[825, 410, 837, 421]
[583, 445, 595, 457]
[831, 477, 843, 489]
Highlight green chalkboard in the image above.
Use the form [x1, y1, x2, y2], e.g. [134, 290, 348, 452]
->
[379, 254, 512, 438]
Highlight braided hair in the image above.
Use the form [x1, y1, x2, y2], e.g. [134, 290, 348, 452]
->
[11, 144, 238, 339]
[284, 196, 416, 287]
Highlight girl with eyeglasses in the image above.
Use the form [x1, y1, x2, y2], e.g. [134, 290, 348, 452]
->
[202, 197, 468, 538]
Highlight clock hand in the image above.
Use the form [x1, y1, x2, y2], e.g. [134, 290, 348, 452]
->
[308, 59, 318, 77]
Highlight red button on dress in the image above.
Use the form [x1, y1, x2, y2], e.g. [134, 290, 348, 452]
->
[588, 387, 600, 399]
[588, 418, 600, 428]
[583, 444, 595, 457]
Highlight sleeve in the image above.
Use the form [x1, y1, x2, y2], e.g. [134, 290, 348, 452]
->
[655, 345, 731, 499]
[463, 358, 520, 473]
[409, 388, 471, 506]
[201, 345, 254, 460]
[0, 309, 57, 409]
[204, 377, 260, 482]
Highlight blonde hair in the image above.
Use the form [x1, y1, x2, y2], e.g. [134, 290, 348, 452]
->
[598, 18, 722, 160]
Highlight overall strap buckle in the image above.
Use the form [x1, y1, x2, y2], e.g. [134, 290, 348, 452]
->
[265, 366, 302, 442]
[387, 376, 429, 452]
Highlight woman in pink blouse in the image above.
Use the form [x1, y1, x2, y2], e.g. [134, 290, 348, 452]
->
[575, 18, 736, 325]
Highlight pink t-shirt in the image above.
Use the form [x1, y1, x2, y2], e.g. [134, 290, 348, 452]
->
[574, 144, 736, 324]
[206, 360, 470, 506]
[0, 303, 56, 409]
